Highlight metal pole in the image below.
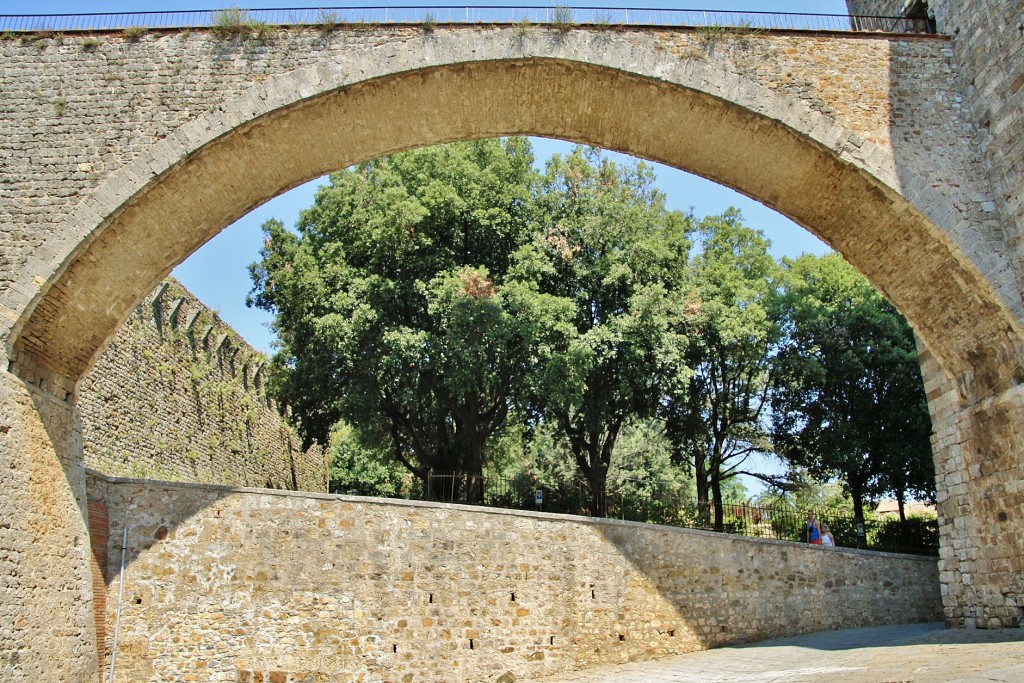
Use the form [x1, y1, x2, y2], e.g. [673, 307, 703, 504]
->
[108, 525, 130, 683]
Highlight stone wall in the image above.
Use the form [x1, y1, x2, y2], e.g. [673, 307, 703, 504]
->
[88, 473, 942, 683]
[853, 0, 1024, 629]
[847, 1, 909, 17]
[0, 15, 1019, 680]
[925, 0, 1024, 314]
[925, 0, 1024, 630]
[78, 278, 326, 492]
[1, 26, 1016, 376]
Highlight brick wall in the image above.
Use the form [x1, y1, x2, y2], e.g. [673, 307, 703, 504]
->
[87, 501, 108, 683]
[78, 278, 326, 492]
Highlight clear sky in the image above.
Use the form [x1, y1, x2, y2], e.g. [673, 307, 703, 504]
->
[1, 0, 840, 354]
[11, 1, 848, 492]
[6, 1, 851, 16]
[0, 0, 847, 353]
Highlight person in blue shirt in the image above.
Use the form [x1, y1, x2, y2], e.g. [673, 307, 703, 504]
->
[805, 510, 822, 545]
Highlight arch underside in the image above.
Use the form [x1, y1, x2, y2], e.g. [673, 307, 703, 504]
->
[12, 58, 1023, 400]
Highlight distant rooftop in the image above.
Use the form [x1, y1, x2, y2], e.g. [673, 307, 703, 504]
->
[876, 500, 937, 517]
[0, 6, 936, 35]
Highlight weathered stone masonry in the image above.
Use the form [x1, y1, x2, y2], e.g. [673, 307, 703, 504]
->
[1, 12, 1022, 681]
[89, 473, 941, 683]
[851, 0, 1024, 629]
[78, 277, 325, 492]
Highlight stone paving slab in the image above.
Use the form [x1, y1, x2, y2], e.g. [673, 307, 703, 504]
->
[537, 622, 1024, 683]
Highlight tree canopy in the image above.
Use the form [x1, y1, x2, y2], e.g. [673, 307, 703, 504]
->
[250, 139, 935, 521]
[522, 147, 692, 514]
[249, 138, 572, 501]
[770, 252, 934, 521]
[661, 209, 781, 529]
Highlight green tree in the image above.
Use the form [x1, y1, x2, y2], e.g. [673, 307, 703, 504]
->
[770, 252, 934, 525]
[249, 138, 572, 501]
[522, 147, 692, 516]
[661, 209, 781, 530]
[328, 422, 413, 497]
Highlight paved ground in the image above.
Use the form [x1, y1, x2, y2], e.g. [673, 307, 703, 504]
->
[538, 622, 1024, 683]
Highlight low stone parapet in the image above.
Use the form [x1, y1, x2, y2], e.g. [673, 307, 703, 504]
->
[89, 472, 942, 682]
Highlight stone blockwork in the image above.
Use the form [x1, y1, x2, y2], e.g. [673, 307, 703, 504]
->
[846, 1, 914, 17]
[0, 26, 1016, 383]
[852, 0, 1024, 629]
[78, 278, 325, 492]
[927, 0, 1024, 630]
[0, 372, 97, 683]
[1, 15, 1022, 681]
[88, 473, 941, 683]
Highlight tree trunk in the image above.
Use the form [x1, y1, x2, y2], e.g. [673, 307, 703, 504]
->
[711, 476, 725, 532]
[450, 395, 491, 504]
[694, 449, 711, 527]
[586, 452, 609, 517]
[850, 477, 866, 547]
[457, 422, 487, 504]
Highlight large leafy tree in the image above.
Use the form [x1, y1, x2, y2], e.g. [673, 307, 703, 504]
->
[661, 209, 781, 529]
[520, 147, 692, 516]
[249, 138, 572, 501]
[770, 253, 934, 524]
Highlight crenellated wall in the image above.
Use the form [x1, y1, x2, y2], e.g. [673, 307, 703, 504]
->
[1, 13, 1022, 679]
[78, 278, 326, 492]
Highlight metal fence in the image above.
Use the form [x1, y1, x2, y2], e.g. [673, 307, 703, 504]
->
[418, 470, 939, 555]
[0, 6, 935, 34]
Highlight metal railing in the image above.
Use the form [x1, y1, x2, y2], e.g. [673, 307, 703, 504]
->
[408, 470, 939, 555]
[0, 6, 936, 35]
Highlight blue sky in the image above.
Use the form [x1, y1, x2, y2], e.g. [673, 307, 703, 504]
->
[5, 1, 851, 15]
[12, 1, 848, 490]
[0, 0, 846, 353]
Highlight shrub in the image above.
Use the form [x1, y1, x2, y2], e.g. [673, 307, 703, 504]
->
[317, 10, 342, 34]
[513, 17, 533, 38]
[873, 515, 939, 555]
[211, 7, 249, 38]
[551, 6, 575, 32]
[122, 26, 148, 42]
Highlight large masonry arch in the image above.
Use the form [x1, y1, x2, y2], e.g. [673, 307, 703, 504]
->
[1, 20, 1022, 680]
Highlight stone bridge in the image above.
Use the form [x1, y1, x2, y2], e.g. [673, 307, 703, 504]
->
[0, 1, 1022, 680]
[86, 472, 941, 682]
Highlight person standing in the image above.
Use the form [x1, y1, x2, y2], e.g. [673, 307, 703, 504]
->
[805, 510, 822, 545]
[820, 523, 836, 547]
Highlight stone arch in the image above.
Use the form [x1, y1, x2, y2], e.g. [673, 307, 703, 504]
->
[6, 31, 1024, 636]
[9, 52, 1022, 399]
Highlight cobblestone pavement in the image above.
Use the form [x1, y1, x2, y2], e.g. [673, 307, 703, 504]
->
[538, 622, 1024, 682]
